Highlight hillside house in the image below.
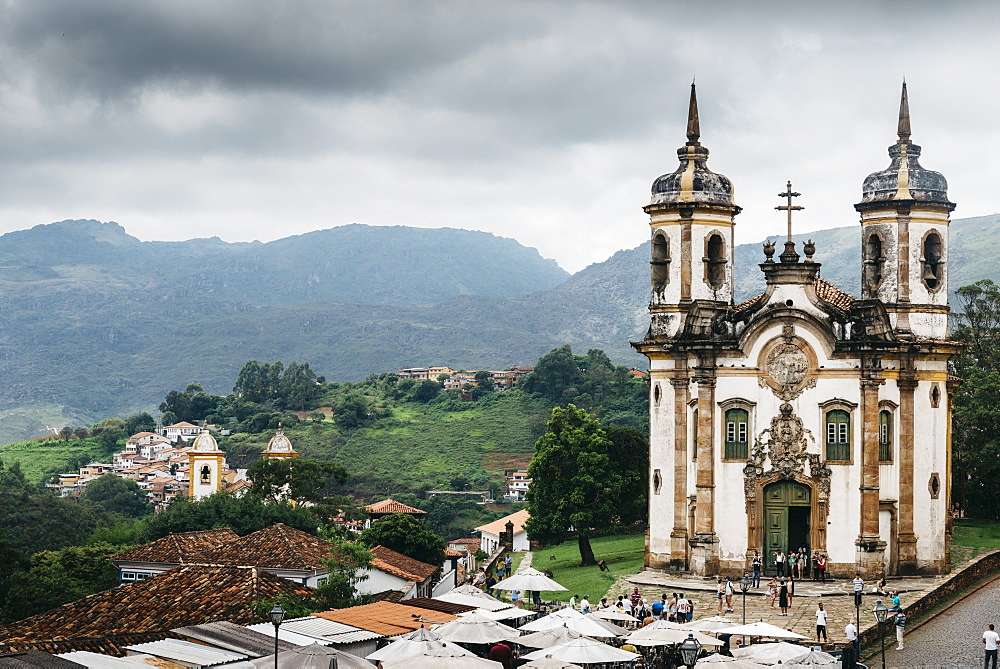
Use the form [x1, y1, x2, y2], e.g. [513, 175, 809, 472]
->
[503, 469, 531, 502]
[357, 545, 442, 600]
[158, 422, 201, 442]
[476, 509, 530, 554]
[359, 498, 427, 529]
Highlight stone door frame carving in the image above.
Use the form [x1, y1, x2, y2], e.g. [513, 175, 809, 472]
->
[745, 471, 829, 559]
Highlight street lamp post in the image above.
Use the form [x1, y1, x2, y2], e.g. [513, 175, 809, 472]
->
[873, 599, 888, 669]
[678, 633, 702, 669]
[739, 573, 751, 647]
[269, 600, 285, 669]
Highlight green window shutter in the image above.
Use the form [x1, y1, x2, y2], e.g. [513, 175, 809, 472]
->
[725, 408, 749, 460]
[826, 409, 851, 461]
[879, 410, 892, 462]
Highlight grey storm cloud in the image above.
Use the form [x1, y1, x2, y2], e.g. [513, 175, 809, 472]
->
[0, 0, 996, 272]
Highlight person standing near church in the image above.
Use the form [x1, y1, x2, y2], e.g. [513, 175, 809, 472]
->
[724, 576, 734, 613]
[752, 551, 762, 587]
[774, 550, 785, 577]
[815, 603, 828, 642]
[984, 624, 999, 669]
[778, 579, 789, 616]
[853, 574, 864, 608]
[894, 609, 906, 650]
[845, 619, 859, 656]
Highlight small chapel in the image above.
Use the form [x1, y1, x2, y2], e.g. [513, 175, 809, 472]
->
[633, 84, 958, 578]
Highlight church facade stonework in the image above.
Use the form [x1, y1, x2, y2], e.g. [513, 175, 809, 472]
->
[633, 84, 958, 578]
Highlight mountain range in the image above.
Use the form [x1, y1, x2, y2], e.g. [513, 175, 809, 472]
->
[0, 213, 996, 444]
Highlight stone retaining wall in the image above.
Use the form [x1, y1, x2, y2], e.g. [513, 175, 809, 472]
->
[859, 550, 1000, 650]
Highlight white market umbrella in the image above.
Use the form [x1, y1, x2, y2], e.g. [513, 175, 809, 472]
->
[439, 585, 511, 611]
[433, 611, 521, 644]
[381, 644, 503, 668]
[723, 621, 809, 640]
[517, 625, 586, 649]
[493, 567, 568, 592]
[367, 628, 473, 662]
[784, 649, 840, 666]
[520, 614, 619, 638]
[634, 618, 688, 631]
[521, 637, 640, 664]
[696, 653, 768, 669]
[464, 606, 535, 621]
[521, 657, 585, 669]
[582, 613, 630, 636]
[251, 642, 370, 669]
[590, 608, 638, 622]
[733, 641, 811, 663]
[683, 616, 740, 632]
[626, 628, 724, 648]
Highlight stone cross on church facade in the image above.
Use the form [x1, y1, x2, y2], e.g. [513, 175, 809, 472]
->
[775, 181, 804, 263]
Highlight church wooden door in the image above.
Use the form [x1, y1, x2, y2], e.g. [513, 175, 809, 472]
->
[763, 481, 811, 572]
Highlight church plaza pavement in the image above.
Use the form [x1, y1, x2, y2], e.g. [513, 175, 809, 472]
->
[620, 569, 952, 651]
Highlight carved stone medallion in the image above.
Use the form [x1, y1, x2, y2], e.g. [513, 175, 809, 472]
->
[759, 325, 816, 401]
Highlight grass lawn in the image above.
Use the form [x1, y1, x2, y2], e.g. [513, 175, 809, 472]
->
[951, 518, 1000, 567]
[528, 534, 645, 603]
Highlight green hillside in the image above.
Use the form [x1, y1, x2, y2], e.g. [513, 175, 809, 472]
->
[0, 213, 996, 445]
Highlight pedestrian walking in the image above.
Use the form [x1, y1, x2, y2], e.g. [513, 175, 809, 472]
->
[894, 609, 906, 650]
[668, 593, 678, 622]
[724, 576, 734, 613]
[752, 551, 762, 587]
[716, 578, 725, 614]
[815, 603, 828, 642]
[767, 577, 778, 608]
[676, 593, 689, 622]
[845, 619, 859, 656]
[778, 579, 789, 616]
[853, 573, 864, 608]
[984, 624, 999, 669]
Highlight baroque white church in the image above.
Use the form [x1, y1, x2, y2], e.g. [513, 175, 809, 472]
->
[633, 84, 958, 578]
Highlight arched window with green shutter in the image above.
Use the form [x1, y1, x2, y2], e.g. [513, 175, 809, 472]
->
[825, 409, 851, 461]
[724, 408, 749, 460]
[879, 410, 892, 462]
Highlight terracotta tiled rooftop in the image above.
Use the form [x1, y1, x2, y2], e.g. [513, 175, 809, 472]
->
[813, 277, 855, 311]
[312, 602, 455, 637]
[196, 523, 331, 571]
[370, 545, 439, 582]
[400, 597, 477, 615]
[360, 498, 427, 515]
[475, 509, 530, 536]
[0, 565, 310, 655]
[110, 528, 238, 564]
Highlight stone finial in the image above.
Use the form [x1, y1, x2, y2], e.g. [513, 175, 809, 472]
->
[686, 81, 700, 145]
[898, 81, 911, 143]
[803, 239, 816, 260]
[763, 240, 776, 262]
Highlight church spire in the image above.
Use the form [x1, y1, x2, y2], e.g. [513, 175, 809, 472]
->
[897, 81, 911, 143]
[686, 82, 701, 145]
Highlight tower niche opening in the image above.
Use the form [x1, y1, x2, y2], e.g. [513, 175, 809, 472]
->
[865, 232, 885, 293]
[922, 232, 943, 290]
[705, 233, 726, 290]
[651, 232, 670, 294]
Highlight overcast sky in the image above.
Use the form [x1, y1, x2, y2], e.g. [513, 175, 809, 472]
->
[0, 1, 996, 273]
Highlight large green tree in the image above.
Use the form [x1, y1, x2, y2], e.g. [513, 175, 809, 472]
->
[80, 473, 152, 518]
[358, 513, 445, 568]
[524, 404, 628, 566]
[246, 457, 350, 516]
[952, 280, 1000, 517]
[142, 492, 319, 540]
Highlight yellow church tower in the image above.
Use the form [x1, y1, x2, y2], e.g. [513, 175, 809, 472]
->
[188, 429, 226, 500]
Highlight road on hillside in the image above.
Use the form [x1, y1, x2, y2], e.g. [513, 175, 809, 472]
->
[867, 578, 1000, 668]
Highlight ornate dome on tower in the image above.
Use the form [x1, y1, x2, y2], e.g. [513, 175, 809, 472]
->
[648, 83, 738, 209]
[857, 83, 953, 210]
[192, 429, 221, 452]
[261, 426, 298, 459]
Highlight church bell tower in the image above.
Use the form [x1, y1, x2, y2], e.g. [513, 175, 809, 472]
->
[644, 83, 742, 341]
[855, 83, 954, 339]
[188, 429, 225, 501]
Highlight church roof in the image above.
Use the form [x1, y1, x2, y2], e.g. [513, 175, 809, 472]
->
[734, 278, 855, 316]
[261, 427, 297, 455]
[0, 565, 311, 656]
[857, 83, 953, 211]
[361, 498, 427, 515]
[647, 84, 738, 211]
[110, 528, 239, 564]
[195, 523, 331, 571]
[191, 429, 223, 453]
[311, 602, 455, 638]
